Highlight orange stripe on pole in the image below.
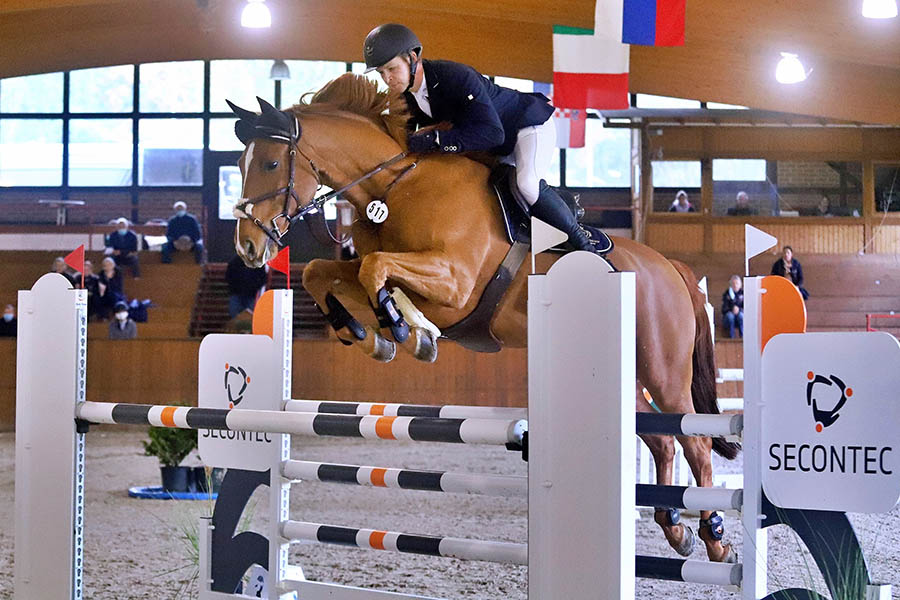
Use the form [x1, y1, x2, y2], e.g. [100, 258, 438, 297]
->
[375, 416, 396, 439]
[369, 530, 387, 550]
[160, 406, 178, 427]
[370, 468, 388, 487]
[371, 404, 386, 415]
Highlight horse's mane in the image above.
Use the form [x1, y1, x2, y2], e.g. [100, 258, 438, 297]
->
[287, 73, 410, 146]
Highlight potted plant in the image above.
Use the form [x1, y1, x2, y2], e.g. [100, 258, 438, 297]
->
[142, 426, 197, 493]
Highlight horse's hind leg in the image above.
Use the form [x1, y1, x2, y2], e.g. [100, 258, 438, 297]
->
[302, 259, 396, 362]
[678, 435, 737, 563]
[638, 396, 696, 558]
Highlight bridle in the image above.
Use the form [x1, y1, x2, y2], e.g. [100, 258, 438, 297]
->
[234, 115, 415, 248]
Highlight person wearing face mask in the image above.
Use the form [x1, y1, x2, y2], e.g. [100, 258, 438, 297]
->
[97, 257, 126, 319]
[0, 304, 16, 337]
[162, 201, 204, 264]
[104, 217, 140, 278]
[108, 301, 137, 340]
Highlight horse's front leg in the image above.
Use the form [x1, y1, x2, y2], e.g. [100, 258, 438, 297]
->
[302, 258, 397, 362]
[357, 250, 477, 362]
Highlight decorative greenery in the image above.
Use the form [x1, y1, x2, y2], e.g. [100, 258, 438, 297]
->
[141, 426, 197, 467]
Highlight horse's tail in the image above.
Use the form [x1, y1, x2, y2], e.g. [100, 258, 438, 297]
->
[669, 259, 740, 460]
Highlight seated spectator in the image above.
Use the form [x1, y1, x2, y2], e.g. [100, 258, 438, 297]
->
[97, 257, 126, 319]
[51, 256, 79, 287]
[225, 254, 267, 318]
[721, 275, 744, 339]
[771, 245, 809, 300]
[105, 217, 141, 278]
[669, 190, 696, 213]
[108, 301, 137, 340]
[83, 260, 101, 320]
[162, 201, 204, 264]
[816, 195, 833, 217]
[726, 191, 757, 216]
[0, 304, 16, 337]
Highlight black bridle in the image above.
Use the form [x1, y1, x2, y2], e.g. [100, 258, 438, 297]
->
[234, 116, 414, 248]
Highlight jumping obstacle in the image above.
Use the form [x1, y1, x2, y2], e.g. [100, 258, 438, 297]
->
[15, 251, 893, 600]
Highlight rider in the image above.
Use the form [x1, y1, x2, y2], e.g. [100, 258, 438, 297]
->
[363, 23, 599, 254]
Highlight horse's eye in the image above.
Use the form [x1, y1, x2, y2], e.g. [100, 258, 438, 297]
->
[265, 161, 279, 171]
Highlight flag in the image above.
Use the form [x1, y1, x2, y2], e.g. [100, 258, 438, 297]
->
[553, 109, 587, 148]
[533, 82, 587, 148]
[267, 246, 291, 289]
[552, 1, 629, 110]
[622, 0, 685, 46]
[744, 225, 777, 277]
[64, 244, 84, 289]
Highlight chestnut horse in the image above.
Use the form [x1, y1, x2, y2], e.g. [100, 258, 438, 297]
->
[228, 74, 738, 563]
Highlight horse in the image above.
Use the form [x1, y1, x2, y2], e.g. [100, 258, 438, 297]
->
[227, 73, 739, 564]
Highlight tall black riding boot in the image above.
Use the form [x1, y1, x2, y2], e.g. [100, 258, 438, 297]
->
[529, 184, 599, 254]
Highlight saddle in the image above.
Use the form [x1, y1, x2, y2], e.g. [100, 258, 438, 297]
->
[441, 165, 614, 353]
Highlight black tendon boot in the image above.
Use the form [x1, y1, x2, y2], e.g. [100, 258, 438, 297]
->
[530, 183, 600, 254]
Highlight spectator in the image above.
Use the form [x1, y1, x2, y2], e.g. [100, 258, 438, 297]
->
[771, 245, 809, 300]
[51, 256, 79, 287]
[97, 257, 126, 319]
[83, 260, 101, 320]
[105, 217, 141, 278]
[162, 201, 204, 264]
[0, 304, 16, 337]
[726, 191, 757, 216]
[225, 254, 268, 318]
[108, 301, 137, 340]
[721, 275, 744, 339]
[669, 190, 696, 213]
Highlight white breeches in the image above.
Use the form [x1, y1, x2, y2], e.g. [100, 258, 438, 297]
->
[508, 118, 557, 206]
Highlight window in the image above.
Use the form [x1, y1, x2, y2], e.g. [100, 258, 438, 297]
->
[635, 94, 700, 109]
[707, 102, 748, 110]
[139, 61, 204, 112]
[209, 118, 244, 151]
[281, 61, 349, 107]
[138, 119, 203, 185]
[69, 65, 134, 113]
[0, 73, 63, 113]
[68, 119, 133, 186]
[210, 60, 274, 113]
[652, 161, 701, 212]
[713, 159, 766, 181]
[565, 119, 630, 187]
[875, 164, 900, 212]
[0, 119, 63, 186]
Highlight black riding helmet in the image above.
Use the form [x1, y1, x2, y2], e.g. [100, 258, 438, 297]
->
[363, 24, 423, 91]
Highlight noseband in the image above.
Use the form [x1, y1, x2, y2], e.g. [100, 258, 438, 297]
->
[234, 115, 414, 248]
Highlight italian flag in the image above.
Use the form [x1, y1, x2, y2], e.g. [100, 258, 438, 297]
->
[552, 1, 630, 110]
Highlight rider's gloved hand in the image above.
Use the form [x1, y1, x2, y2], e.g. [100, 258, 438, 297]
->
[407, 130, 438, 154]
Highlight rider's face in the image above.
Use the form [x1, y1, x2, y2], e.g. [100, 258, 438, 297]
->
[377, 55, 411, 93]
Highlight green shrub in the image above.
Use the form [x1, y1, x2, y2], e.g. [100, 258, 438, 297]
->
[142, 426, 197, 467]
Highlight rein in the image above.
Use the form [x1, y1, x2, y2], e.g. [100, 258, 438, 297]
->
[234, 119, 415, 247]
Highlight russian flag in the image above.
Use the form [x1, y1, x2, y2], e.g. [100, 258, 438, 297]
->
[622, 0, 685, 46]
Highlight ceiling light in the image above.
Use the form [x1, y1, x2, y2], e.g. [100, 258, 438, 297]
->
[862, 0, 898, 18]
[270, 60, 290, 81]
[775, 53, 810, 84]
[241, 0, 271, 28]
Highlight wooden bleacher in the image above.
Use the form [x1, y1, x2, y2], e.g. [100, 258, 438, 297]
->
[0, 250, 200, 339]
[189, 264, 328, 339]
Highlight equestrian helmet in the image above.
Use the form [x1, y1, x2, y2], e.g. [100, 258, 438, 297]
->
[363, 24, 422, 72]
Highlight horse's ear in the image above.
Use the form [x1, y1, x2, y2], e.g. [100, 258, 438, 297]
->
[257, 96, 279, 115]
[227, 99, 257, 121]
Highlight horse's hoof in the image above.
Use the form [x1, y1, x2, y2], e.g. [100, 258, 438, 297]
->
[369, 332, 396, 362]
[413, 328, 438, 363]
[674, 525, 696, 557]
[720, 544, 738, 564]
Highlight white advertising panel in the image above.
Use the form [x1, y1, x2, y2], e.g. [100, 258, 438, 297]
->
[762, 332, 900, 513]
[197, 333, 282, 470]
